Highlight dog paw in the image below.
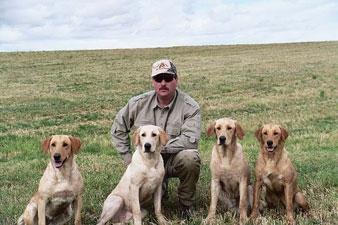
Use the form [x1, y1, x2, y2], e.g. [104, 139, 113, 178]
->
[250, 210, 260, 219]
[202, 216, 215, 225]
[157, 215, 168, 225]
[287, 217, 296, 225]
[239, 215, 248, 225]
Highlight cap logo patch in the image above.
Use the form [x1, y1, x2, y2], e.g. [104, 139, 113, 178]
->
[156, 62, 169, 70]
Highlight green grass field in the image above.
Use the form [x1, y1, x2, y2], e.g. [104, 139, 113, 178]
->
[0, 41, 337, 225]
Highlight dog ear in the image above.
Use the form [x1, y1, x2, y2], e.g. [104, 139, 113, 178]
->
[235, 122, 245, 140]
[255, 127, 263, 143]
[280, 126, 289, 141]
[159, 128, 169, 146]
[206, 122, 216, 136]
[41, 137, 52, 154]
[69, 136, 81, 154]
[132, 128, 141, 146]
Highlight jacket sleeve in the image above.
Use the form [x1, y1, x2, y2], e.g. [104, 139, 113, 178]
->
[163, 106, 201, 153]
[111, 101, 134, 154]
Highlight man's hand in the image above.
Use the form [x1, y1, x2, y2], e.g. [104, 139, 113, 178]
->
[121, 152, 132, 165]
[160, 145, 167, 153]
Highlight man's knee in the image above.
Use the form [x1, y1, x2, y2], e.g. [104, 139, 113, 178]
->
[174, 149, 201, 175]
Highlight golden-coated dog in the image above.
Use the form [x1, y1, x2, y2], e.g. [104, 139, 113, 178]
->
[97, 125, 168, 225]
[251, 124, 309, 225]
[18, 135, 83, 225]
[204, 118, 252, 225]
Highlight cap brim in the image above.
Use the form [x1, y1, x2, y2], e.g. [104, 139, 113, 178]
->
[151, 70, 176, 77]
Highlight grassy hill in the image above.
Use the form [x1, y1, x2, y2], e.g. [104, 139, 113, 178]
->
[0, 41, 337, 224]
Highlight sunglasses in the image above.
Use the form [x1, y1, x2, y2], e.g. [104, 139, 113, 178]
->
[153, 74, 176, 83]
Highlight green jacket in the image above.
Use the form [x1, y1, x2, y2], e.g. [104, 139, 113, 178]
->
[111, 89, 201, 155]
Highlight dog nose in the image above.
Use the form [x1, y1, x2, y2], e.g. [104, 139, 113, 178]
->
[53, 153, 61, 161]
[267, 140, 273, 146]
[144, 143, 151, 152]
[219, 136, 226, 144]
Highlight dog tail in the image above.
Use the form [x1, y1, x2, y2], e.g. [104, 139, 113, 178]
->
[17, 214, 25, 225]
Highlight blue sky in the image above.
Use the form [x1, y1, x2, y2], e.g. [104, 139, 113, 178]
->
[1, 0, 338, 51]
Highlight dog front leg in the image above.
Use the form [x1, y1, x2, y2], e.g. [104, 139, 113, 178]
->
[239, 178, 248, 225]
[130, 185, 142, 225]
[22, 199, 38, 225]
[285, 183, 295, 225]
[204, 179, 220, 224]
[74, 194, 83, 225]
[37, 196, 46, 225]
[154, 184, 167, 225]
[251, 177, 262, 219]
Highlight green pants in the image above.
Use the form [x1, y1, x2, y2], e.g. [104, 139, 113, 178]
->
[162, 149, 201, 208]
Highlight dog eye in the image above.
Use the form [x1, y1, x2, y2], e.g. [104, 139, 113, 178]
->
[263, 132, 268, 135]
[216, 127, 221, 130]
[141, 133, 146, 137]
[51, 143, 56, 147]
[151, 133, 157, 137]
[273, 132, 279, 135]
[227, 127, 232, 130]
[63, 143, 68, 147]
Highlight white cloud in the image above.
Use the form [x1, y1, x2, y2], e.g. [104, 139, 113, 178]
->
[0, 25, 22, 43]
[0, 0, 337, 51]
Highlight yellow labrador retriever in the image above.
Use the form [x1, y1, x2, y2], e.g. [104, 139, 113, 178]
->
[97, 125, 168, 225]
[18, 135, 83, 225]
[204, 118, 252, 225]
[251, 124, 309, 225]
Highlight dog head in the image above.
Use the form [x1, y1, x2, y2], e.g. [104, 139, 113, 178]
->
[133, 125, 168, 154]
[42, 135, 81, 169]
[207, 118, 244, 146]
[255, 124, 288, 153]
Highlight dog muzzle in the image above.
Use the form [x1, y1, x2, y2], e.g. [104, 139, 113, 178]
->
[265, 145, 276, 152]
[219, 136, 226, 145]
[53, 154, 67, 168]
[144, 143, 152, 153]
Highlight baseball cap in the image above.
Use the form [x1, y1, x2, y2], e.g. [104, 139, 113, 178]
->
[151, 59, 177, 77]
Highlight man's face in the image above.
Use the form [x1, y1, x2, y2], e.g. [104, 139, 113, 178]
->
[152, 73, 178, 99]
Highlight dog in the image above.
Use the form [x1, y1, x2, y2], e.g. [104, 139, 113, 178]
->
[203, 118, 252, 225]
[251, 124, 309, 225]
[97, 125, 168, 225]
[18, 135, 84, 225]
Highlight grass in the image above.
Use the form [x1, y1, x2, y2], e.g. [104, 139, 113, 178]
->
[0, 41, 337, 224]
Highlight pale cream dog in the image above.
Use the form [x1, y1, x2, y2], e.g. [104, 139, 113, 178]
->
[204, 118, 252, 225]
[18, 135, 83, 225]
[97, 125, 168, 225]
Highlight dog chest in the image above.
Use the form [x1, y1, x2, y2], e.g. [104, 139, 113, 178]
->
[220, 178, 239, 196]
[44, 190, 75, 217]
[139, 179, 160, 203]
[262, 172, 284, 192]
[262, 159, 284, 191]
[142, 174, 161, 191]
[220, 158, 231, 170]
[211, 157, 231, 174]
[140, 168, 162, 192]
[50, 190, 75, 204]
[215, 158, 241, 181]
[140, 182, 157, 198]
[216, 165, 241, 196]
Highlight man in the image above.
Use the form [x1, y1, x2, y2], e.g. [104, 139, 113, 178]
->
[111, 59, 201, 219]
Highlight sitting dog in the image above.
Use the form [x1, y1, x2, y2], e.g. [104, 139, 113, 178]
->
[251, 124, 309, 225]
[97, 125, 168, 225]
[18, 135, 83, 225]
[204, 118, 252, 225]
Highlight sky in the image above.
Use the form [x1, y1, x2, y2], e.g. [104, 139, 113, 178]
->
[1, 0, 338, 52]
